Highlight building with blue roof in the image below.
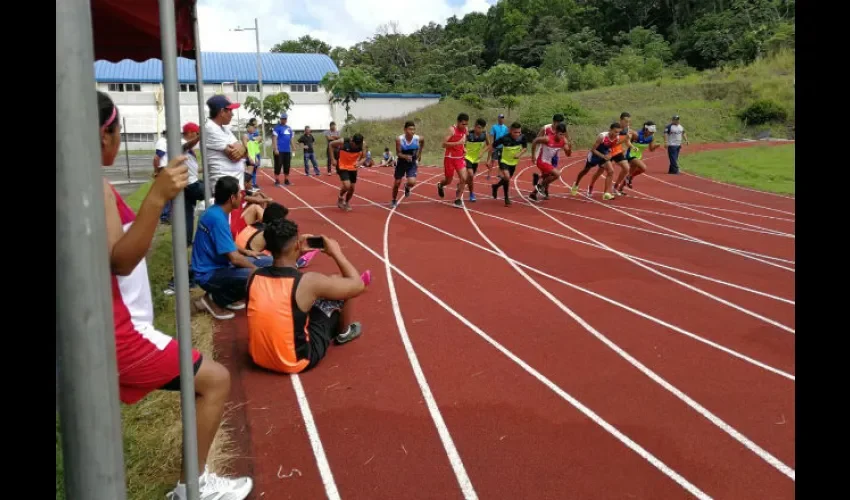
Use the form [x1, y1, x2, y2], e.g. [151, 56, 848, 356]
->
[96, 52, 440, 151]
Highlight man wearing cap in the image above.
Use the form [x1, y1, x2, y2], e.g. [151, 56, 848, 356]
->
[664, 115, 689, 174]
[488, 113, 509, 179]
[204, 94, 249, 191]
[273, 113, 295, 186]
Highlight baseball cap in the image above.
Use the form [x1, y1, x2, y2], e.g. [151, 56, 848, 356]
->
[206, 94, 240, 113]
[182, 122, 200, 133]
[498, 113, 505, 118]
[280, 113, 288, 119]
[672, 115, 680, 120]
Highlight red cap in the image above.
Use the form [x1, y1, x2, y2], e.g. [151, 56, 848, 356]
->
[182, 122, 200, 133]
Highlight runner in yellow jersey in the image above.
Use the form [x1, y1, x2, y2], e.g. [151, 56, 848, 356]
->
[464, 118, 490, 203]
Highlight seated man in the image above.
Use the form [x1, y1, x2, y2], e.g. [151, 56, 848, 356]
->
[246, 219, 372, 373]
[230, 186, 273, 240]
[234, 201, 320, 268]
[191, 177, 272, 320]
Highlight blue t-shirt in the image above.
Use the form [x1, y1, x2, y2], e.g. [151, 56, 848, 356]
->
[490, 124, 509, 148]
[273, 124, 293, 153]
[191, 205, 237, 284]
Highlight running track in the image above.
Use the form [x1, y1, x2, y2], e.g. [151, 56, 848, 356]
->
[215, 141, 795, 499]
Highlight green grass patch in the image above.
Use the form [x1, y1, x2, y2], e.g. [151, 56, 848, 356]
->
[57, 182, 229, 499]
[682, 144, 795, 195]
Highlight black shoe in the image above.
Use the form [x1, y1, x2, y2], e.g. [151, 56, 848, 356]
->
[453, 199, 463, 209]
[437, 183, 445, 198]
[532, 173, 540, 186]
[491, 183, 498, 199]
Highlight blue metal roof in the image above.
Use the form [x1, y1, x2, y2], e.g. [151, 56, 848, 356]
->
[358, 92, 442, 99]
[94, 52, 338, 84]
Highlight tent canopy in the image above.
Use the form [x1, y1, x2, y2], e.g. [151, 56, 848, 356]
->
[91, 0, 197, 62]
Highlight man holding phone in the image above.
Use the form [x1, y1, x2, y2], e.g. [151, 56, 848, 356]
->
[246, 218, 373, 374]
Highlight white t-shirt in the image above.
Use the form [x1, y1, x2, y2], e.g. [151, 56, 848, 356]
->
[665, 123, 685, 146]
[204, 120, 246, 189]
[154, 137, 168, 165]
[181, 138, 199, 184]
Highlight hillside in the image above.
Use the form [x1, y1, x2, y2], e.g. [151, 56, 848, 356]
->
[342, 52, 795, 166]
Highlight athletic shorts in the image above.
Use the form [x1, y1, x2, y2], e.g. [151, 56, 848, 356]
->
[338, 169, 358, 183]
[536, 157, 556, 175]
[465, 159, 479, 173]
[498, 162, 517, 177]
[443, 157, 465, 178]
[491, 148, 503, 162]
[119, 336, 203, 404]
[304, 299, 345, 371]
[610, 153, 627, 164]
[394, 160, 417, 180]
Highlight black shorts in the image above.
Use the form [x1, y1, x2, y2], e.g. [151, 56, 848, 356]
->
[610, 153, 627, 164]
[498, 162, 516, 177]
[304, 300, 344, 371]
[338, 170, 358, 183]
[159, 354, 204, 391]
[583, 159, 607, 170]
[394, 159, 417, 180]
[465, 159, 479, 173]
[274, 152, 292, 176]
[491, 148, 503, 162]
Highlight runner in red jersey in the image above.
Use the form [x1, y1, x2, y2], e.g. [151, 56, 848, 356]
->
[436, 113, 470, 209]
[529, 122, 570, 201]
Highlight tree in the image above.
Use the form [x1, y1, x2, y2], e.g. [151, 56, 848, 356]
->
[243, 93, 293, 134]
[498, 96, 520, 118]
[320, 68, 382, 124]
[271, 35, 331, 54]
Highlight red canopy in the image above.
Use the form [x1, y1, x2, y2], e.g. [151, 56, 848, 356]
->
[91, 0, 196, 62]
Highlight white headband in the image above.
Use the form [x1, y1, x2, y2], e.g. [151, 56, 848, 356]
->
[646, 125, 657, 132]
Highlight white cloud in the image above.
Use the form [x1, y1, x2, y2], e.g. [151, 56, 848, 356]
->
[197, 0, 493, 53]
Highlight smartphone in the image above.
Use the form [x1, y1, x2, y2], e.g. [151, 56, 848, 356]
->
[306, 236, 325, 249]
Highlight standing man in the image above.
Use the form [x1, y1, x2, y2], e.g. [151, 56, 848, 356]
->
[273, 113, 295, 186]
[323, 121, 341, 175]
[204, 95, 249, 193]
[664, 114, 689, 174]
[298, 126, 321, 176]
[488, 113, 509, 180]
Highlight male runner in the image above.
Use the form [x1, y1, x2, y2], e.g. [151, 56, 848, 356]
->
[436, 113, 470, 209]
[529, 122, 569, 202]
[588, 112, 632, 196]
[489, 122, 527, 206]
[617, 120, 660, 191]
[391, 121, 424, 208]
[330, 133, 366, 211]
[464, 118, 489, 203]
[533, 113, 571, 189]
[570, 123, 623, 201]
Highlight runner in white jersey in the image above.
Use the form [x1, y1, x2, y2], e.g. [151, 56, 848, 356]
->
[529, 122, 570, 201]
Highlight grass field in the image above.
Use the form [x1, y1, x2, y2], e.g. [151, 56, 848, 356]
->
[56, 182, 229, 500]
[682, 143, 795, 195]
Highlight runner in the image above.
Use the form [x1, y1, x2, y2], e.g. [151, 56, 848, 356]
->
[487, 113, 508, 180]
[489, 122, 528, 206]
[272, 113, 294, 186]
[529, 122, 569, 202]
[464, 118, 490, 203]
[391, 121, 424, 208]
[436, 113, 470, 209]
[570, 122, 623, 201]
[533, 113, 571, 189]
[330, 133, 366, 211]
[587, 112, 632, 197]
[617, 120, 660, 191]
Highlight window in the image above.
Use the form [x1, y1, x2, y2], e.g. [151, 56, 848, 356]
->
[180, 83, 197, 92]
[107, 83, 142, 92]
[235, 84, 259, 92]
[121, 132, 157, 143]
[290, 84, 319, 93]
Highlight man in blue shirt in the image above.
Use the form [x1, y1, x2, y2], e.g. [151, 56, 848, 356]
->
[192, 176, 273, 320]
[488, 114, 509, 180]
[272, 113, 295, 186]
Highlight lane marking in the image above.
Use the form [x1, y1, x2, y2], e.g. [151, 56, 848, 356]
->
[679, 170, 795, 200]
[643, 173, 795, 216]
[290, 374, 341, 500]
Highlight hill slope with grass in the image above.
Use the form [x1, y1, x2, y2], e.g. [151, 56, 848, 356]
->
[341, 52, 794, 166]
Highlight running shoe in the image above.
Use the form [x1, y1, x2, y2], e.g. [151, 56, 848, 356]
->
[570, 184, 579, 196]
[391, 200, 398, 208]
[337, 198, 345, 210]
[166, 466, 252, 500]
[469, 193, 477, 202]
[491, 183, 499, 199]
[603, 192, 615, 201]
[437, 183, 445, 198]
[453, 199, 463, 209]
[404, 185, 411, 197]
[335, 322, 362, 345]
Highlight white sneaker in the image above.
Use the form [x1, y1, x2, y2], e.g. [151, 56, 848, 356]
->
[167, 466, 253, 500]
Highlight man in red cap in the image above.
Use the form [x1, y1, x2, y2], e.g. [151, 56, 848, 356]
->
[204, 94, 248, 191]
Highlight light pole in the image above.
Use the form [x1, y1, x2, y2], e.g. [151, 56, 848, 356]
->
[221, 80, 241, 135]
[231, 18, 266, 161]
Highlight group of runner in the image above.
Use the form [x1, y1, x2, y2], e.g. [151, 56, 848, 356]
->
[316, 110, 663, 209]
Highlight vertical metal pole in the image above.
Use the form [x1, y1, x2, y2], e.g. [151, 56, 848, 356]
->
[192, 3, 211, 205]
[255, 17, 266, 160]
[158, 0, 200, 499]
[123, 117, 131, 181]
[56, 0, 127, 498]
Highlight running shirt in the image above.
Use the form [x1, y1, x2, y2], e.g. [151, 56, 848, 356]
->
[444, 125, 467, 159]
[587, 132, 619, 162]
[235, 223, 271, 256]
[337, 139, 363, 171]
[464, 131, 487, 163]
[610, 126, 629, 156]
[537, 134, 566, 166]
[398, 134, 420, 165]
[246, 139, 261, 164]
[627, 129, 654, 160]
[493, 134, 527, 166]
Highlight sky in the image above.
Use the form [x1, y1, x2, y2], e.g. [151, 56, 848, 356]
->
[197, 0, 497, 53]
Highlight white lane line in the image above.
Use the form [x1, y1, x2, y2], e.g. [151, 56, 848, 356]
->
[643, 173, 795, 216]
[290, 375, 341, 500]
[461, 200, 796, 480]
[679, 171, 795, 200]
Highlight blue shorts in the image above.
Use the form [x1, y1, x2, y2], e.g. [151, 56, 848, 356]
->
[394, 160, 417, 180]
[552, 154, 559, 167]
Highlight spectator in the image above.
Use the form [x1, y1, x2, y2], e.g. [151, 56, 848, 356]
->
[664, 114, 689, 174]
[247, 219, 371, 374]
[272, 113, 295, 186]
[245, 121, 262, 189]
[380, 147, 396, 168]
[96, 91, 253, 500]
[234, 202, 320, 268]
[298, 126, 321, 176]
[153, 129, 172, 223]
[323, 121, 341, 175]
[204, 95, 249, 193]
[191, 177, 273, 320]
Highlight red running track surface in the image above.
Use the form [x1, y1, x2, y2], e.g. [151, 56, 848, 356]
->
[214, 141, 794, 499]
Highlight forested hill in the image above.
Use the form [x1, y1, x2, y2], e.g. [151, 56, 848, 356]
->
[271, 0, 795, 98]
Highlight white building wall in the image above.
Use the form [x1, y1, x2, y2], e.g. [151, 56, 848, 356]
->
[332, 96, 440, 124]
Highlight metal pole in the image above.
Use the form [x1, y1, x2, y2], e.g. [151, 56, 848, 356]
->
[192, 3, 212, 205]
[255, 17, 266, 161]
[235, 78, 241, 133]
[56, 0, 127, 498]
[123, 116, 131, 181]
[158, 0, 200, 498]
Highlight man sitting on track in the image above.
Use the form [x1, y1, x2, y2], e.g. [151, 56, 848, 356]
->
[235, 201, 320, 268]
[247, 219, 372, 374]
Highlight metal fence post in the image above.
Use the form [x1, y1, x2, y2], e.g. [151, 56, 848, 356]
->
[56, 0, 128, 498]
[191, 3, 212, 206]
[158, 0, 201, 498]
[123, 117, 131, 181]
